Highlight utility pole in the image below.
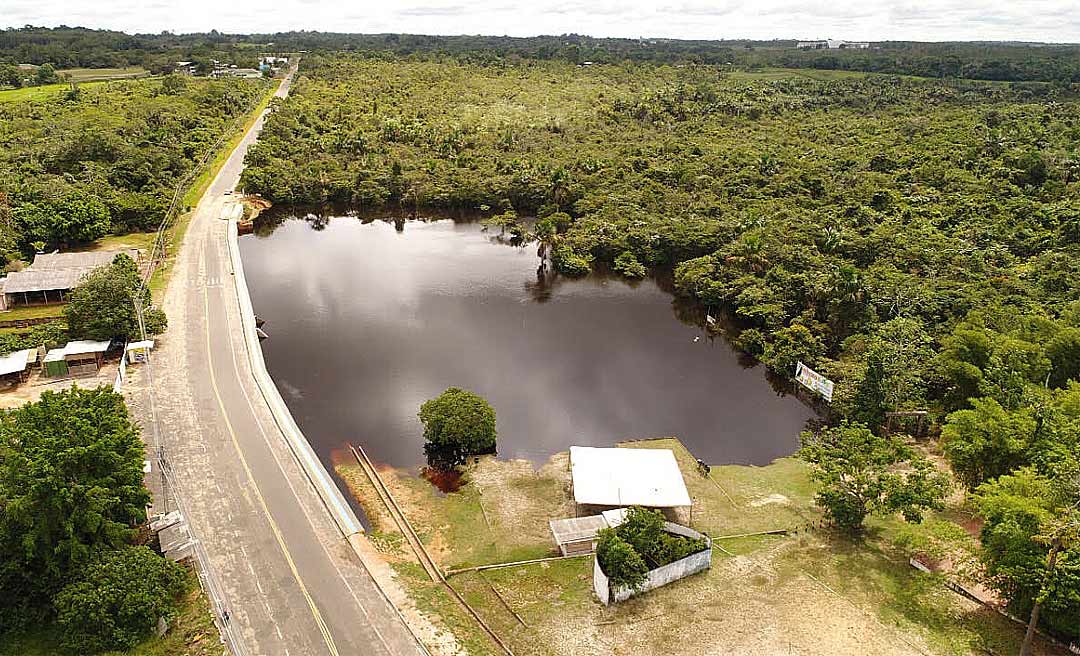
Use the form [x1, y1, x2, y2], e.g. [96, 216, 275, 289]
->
[132, 293, 168, 513]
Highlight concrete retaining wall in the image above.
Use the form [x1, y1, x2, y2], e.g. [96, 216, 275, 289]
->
[594, 522, 712, 605]
[225, 219, 362, 537]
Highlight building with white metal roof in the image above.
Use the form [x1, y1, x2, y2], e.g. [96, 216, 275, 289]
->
[0, 349, 33, 377]
[42, 340, 112, 377]
[63, 340, 111, 354]
[569, 446, 692, 509]
[30, 250, 139, 271]
[0, 348, 34, 385]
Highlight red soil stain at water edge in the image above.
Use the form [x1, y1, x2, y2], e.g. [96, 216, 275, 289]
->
[420, 467, 464, 494]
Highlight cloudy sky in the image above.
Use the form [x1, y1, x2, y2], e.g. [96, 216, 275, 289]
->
[4, 0, 1079, 43]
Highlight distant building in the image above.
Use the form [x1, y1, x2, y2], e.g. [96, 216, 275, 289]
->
[174, 61, 197, 76]
[258, 56, 289, 76]
[797, 39, 870, 49]
[211, 67, 263, 79]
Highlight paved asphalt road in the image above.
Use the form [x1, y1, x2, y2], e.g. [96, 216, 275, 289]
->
[131, 70, 425, 656]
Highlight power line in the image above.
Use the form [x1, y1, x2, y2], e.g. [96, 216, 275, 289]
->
[129, 77, 277, 656]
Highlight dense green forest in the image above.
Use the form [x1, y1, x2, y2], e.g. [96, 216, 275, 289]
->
[0, 75, 266, 262]
[242, 56, 1080, 418]
[0, 26, 263, 73]
[0, 387, 192, 652]
[3, 26, 1080, 83]
[243, 56, 1080, 636]
[0, 27, 1077, 643]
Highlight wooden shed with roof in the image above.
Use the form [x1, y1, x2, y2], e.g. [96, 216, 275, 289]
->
[1, 249, 139, 308]
[0, 349, 35, 387]
[549, 514, 611, 556]
[42, 339, 111, 377]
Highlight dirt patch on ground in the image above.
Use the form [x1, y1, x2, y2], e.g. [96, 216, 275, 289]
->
[467, 453, 575, 550]
[337, 439, 1067, 656]
[488, 539, 926, 656]
[241, 195, 272, 221]
[369, 452, 575, 568]
[0, 360, 120, 409]
[335, 460, 399, 534]
[749, 493, 790, 507]
[349, 534, 466, 656]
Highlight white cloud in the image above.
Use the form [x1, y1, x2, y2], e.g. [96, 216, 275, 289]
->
[3, 0, 1078, 42]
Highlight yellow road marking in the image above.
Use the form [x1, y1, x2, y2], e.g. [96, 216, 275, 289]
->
[203, 280, 340, 656]
[220, 322, 398, 655]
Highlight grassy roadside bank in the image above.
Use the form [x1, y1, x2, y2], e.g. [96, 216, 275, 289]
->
[150, 77, 282, 299]
[336, 438, 1062, 656]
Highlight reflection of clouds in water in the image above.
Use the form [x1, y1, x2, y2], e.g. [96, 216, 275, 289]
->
[276, 378, 304, 401]
[240, 216, 814, 469]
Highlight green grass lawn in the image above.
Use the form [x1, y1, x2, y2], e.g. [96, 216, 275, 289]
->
[58, 67, 149, 82]
[73, 232, 159, 254]
[0, 80, 109, 103]
[0, 304, 64, 323]
[340, 438, 1054, 656]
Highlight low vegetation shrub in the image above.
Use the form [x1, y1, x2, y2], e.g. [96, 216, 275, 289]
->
[596, 506, 707, 591]
[0, 320, 67, 355]
[799, 422, 949, 533]
[595, 530, 648, 591]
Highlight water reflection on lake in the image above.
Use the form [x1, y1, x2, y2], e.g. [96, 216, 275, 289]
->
[239, 213, 815, 474]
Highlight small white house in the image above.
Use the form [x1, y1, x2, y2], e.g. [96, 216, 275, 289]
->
[569, 446, 692, 517]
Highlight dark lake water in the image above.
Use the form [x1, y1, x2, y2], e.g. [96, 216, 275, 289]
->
[239, 213, 814, 476]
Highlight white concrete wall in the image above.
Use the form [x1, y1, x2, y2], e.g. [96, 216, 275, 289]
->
[594, 522, 712, 605]
[226, 218, 362, 537]
[593, 556, 611, 605]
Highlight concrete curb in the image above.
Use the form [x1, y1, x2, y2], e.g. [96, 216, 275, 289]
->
[224, 218, 363, 537]
[227, 218, 431, 656]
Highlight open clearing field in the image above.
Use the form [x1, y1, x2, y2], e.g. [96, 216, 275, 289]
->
[337, 438, 1064, 656]
[0, 80, 110, 102]
[58, 67, 149, 82]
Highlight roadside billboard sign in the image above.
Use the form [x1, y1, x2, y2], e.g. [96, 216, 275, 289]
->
[795, 361, 834, 402]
